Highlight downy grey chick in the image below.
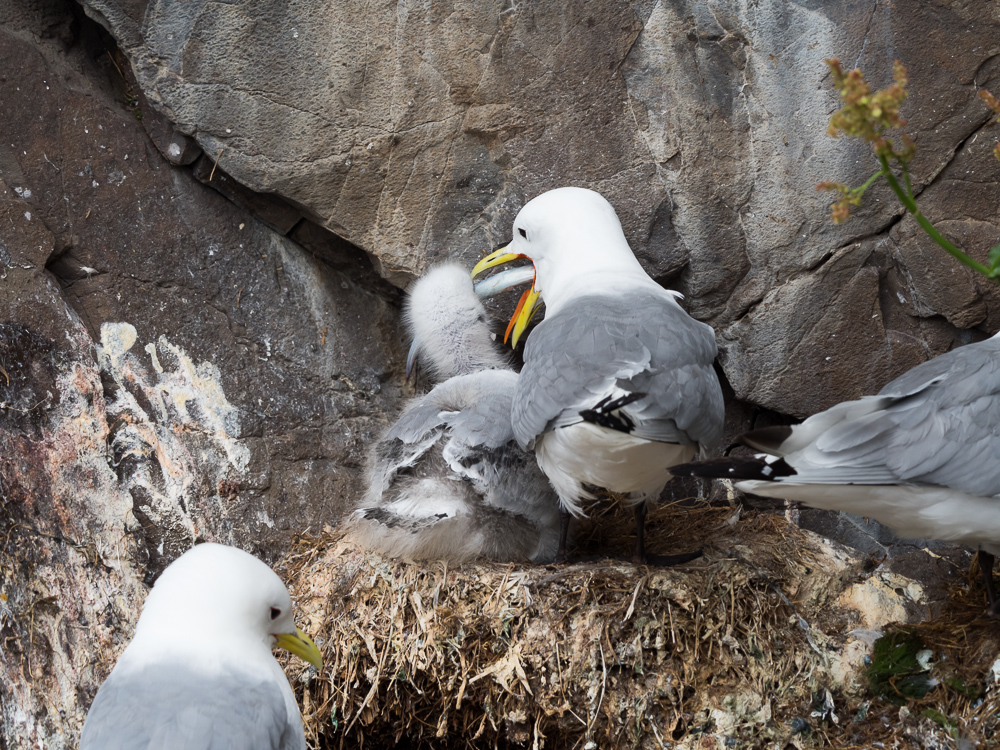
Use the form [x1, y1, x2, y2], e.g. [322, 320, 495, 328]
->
[348, 264, 562, 563]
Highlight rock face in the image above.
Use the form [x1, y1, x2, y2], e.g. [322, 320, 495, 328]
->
[1, 1, 403, 743]
[83, 0, 1000, 417]
[3, 0, 1000, 747]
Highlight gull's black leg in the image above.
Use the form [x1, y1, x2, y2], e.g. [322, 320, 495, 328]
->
[633, 501, 649, 564]
[555, 508, 571, 564]
[635, 495, 703, 567]
[980, 551, 999, 617]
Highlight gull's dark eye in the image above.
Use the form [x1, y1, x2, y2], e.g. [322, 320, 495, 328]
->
[518, 227, 527, 239]
[270, 607, 281, 620]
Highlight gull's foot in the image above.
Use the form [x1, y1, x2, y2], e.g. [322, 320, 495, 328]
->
[635, 548, 703, 567]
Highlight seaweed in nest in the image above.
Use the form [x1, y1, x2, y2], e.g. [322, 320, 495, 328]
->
[866, 630, 935, 705]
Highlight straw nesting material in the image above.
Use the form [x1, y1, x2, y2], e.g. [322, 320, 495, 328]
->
[278, 502, 996, 749]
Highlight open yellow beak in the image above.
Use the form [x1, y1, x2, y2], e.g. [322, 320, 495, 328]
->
[274, 627, 323, 670]
[471, 245, 523, 278]
[471, 245, 541, 349]
[505, 286, 541, 348]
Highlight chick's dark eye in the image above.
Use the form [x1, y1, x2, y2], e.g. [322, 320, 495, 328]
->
[270, 607, 281, 620]
[518, 227, 527, 239]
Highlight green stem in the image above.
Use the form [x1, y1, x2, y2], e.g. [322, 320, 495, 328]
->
[878, 155, 993, 278]
[855, 170, 882, 196]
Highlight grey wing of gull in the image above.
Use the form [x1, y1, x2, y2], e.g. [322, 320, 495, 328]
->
[879, 335, 1000, 399]
[353, 367, 560, 562]
[513, 293, 723, 449]
[81, 664, 296, 750]
[787, 336, 1000, 495]
[370, 370, 518, 495]
[426, 371, 519, 484]
[434, 369, 519, 449]
[883, 337, 1000, 495]
[370, 398, 445, 498]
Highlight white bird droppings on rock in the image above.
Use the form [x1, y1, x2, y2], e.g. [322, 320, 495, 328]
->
[97, 322, 250, 543]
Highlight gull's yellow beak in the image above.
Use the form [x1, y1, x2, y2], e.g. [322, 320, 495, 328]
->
[471, 244, 524, 278]
[471, 245, 540, 349]
[274, 627, 323, 670]
[505, 285, 541, 348]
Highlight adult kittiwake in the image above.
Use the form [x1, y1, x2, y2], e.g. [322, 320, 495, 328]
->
[472, 187, 725, 563]
[348, 264, 562, 563]
[672, 333, 1000, 616]
[80, 543, 323, 749]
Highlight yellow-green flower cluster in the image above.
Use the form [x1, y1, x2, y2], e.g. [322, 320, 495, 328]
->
[826, 59, 914, 162]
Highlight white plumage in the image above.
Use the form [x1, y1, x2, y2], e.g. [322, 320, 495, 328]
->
[404, 264, 508, 381]
[535, 423, 694, 517]
[80, 543, 322, 749]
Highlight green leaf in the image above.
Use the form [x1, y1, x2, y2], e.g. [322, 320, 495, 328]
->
[866, 630, 933, 705]
[988, 243, 1000, 271]
[944, 676, 981, 700]
[920, 708, 960, 739]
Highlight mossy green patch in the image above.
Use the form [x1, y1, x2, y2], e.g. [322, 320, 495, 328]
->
[866, 630, 934, 705]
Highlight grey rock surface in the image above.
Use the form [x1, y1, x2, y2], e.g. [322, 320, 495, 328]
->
[82, 0, 1000, 417]
[0, 2, 404, 743]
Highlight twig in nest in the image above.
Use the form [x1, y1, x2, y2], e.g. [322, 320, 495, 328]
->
[471, 711, 488, 740]
[648, 717, 667, 749]
[769, 580, 827, 664]
[532, 715, 546, 750]
[595, 640, 607, 727]
[344, 598, 399, 735]
[667, 601, 676, 644]
[484, 569, 511, 612]
[209, 148, 225, 181]
[622, 576, 646, 623]
[455, 648, 468, 709]
[555, 641, 566, 700]
[0, 365, 8, 386]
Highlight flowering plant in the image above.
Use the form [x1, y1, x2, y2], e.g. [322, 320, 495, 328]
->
[820, 59, 1000, 280]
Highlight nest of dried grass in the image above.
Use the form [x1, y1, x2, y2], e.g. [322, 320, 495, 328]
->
[278, 501, 1000, 749]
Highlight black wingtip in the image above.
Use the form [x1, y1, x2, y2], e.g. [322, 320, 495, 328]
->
[580, 392, 647, 433]
[671, 456, 795, 481]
